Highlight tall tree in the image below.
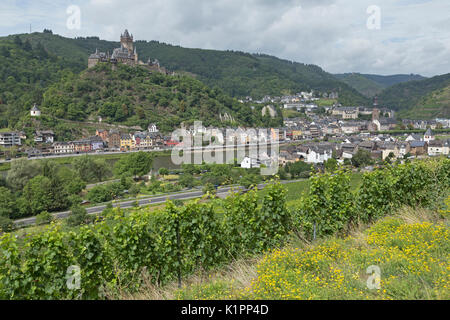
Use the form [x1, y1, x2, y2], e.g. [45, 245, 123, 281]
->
[6, 159, 41, 192]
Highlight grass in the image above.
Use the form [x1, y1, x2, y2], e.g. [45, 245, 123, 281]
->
[168, 207, 449, 300]
[282, 109, 307, 118]
[316, 98, 338, 107]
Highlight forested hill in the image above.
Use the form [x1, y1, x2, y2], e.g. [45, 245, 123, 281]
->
[2, 31, 368, 104]
[0, 34, 85, 128]
[362, 73, 426, 87]
[334, 73, 426, 97]
[40, 63, 271, 132]
[377, 73, 450, 119]
[133, 44, 369, 105]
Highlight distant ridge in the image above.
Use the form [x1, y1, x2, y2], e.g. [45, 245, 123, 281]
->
[334, 73, 427, 97]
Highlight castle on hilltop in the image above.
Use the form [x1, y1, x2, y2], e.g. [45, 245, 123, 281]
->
[88, 29, 168, 74]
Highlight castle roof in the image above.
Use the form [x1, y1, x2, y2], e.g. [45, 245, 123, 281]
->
[122, 29, 132, 38]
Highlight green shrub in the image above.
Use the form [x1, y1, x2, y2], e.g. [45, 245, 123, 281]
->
[35, 211, 53, 225]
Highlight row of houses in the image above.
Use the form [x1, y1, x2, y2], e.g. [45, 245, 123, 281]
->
[279, 133, 450, 165]
[331, 107, 395, 120]
[0, 130, 56, 147]
[279, 118, 398, 140]
[51, 124, 179, 154]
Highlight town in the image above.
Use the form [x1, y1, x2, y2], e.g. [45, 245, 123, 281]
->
[1, 99, 449, 165]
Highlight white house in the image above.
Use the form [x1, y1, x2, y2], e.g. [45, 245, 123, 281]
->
[148, 123, 159, 133]
[241, 157, 260, 169]
[30, 104, 41, 117]
[428, 140, 445, 156]
[34, 130, 54, 144]
[405, 134, 423, 142]
[298, 145, 333, 164]
[424, 128, 435, 143]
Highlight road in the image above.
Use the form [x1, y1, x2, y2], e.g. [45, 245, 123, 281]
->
[13, 180, 303, 228]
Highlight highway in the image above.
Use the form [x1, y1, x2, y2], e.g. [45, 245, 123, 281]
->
[13, 180, 303, 228]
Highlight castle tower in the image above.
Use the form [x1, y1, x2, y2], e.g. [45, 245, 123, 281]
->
[373, 95, 379, 107]
[372, 108, 380, 121]
[120, 29, 134, 52]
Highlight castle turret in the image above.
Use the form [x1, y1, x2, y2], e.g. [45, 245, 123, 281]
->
[120, 29, 134, 52]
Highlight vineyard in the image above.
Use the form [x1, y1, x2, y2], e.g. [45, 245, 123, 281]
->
[0, 158, 449, 300]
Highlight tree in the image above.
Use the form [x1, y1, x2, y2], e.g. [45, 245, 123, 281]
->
[324, 158, 338, 172]
[6, 159, 41, 191]
[115, 152, 153, 179]
[23, 175, 53, 215]
[0, 215, 13, 233]
[351, 149, 373, 168]
[87, 185, 113, 204]
[66, 204, 89, 227]
[0, 187, 15, 219]
[74, 156, 111, 183]
[129, 184, 141, 197]
[287, 161, 311, 178]
[159, 167, 169, 176]
[239, 174, 260, 189]
[35, 211, 53, 225]
[203, 183, 216, 198]
[57, 166, 86, 195]
[179, 173, 195, 188]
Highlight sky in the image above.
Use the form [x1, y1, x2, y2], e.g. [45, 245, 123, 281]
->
[1, 0, 449, 77]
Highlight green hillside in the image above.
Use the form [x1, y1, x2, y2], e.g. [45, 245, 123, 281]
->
[0, 33, 284, 135]
[363, 73, 426, 87]
[377, 73, 450, 119]
[334, 73, 427, 97]
[0, 35, 84, 128]
[398, 84, 450, 119]
[334, 73, 385, 97]
[3, 32, 369, 104]
[38, 63, 269, 133]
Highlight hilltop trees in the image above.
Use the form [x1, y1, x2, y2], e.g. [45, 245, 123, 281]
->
[40, 63, 261, 129]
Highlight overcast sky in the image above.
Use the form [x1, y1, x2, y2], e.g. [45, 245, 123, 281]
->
[1, 0, 449, 77]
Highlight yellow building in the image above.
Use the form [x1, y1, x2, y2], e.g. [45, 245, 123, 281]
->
[120, 134, 133, 151]
[292, 129, 303, 140]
